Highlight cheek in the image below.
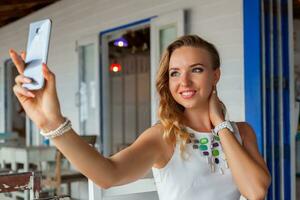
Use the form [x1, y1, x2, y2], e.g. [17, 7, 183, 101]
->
[168, 80, 177, 95]
[196, 77, 214, 97]
[168, 81, 182, 103]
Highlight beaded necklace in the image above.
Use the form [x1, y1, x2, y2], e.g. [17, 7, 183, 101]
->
[186, 127, 229, 175]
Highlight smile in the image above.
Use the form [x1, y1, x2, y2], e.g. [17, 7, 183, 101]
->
[180, 90, 196, 99]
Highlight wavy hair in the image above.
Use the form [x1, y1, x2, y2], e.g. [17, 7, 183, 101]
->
[155, 35, 223, 159]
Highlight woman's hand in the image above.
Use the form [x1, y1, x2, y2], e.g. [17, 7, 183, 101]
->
[9, 49, 65, 131]
[208, 86, 225, 127]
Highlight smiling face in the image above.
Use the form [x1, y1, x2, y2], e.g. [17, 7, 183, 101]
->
[168, 46, 220, 109]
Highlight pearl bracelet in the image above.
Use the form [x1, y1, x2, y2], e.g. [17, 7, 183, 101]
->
[40, 118, 72, 139]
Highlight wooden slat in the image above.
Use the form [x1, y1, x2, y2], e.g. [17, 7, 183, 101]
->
[0, 0, 57, 6]
[0, 9, 33, 18]
[294, 0, 300, 19]
[0, 0, 60, 28]
[0, 171, 41, 194]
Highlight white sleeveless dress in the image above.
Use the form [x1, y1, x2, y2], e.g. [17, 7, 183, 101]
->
[152, 122, 243, 200]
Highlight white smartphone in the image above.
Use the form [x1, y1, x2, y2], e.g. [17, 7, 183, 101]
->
[23, 19, 52, 90]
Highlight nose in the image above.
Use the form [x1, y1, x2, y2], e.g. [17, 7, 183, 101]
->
[180, 72, 192, 87]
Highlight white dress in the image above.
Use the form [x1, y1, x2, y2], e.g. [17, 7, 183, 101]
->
[152, 122, 243, 200]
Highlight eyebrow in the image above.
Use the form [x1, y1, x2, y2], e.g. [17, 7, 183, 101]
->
[169, 63, 205, 71]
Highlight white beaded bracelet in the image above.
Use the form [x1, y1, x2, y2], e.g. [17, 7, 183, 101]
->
[40, 118, 72, 139]
[213, 120, 234, 135]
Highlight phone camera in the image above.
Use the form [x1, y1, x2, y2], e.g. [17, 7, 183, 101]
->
[36, 28, 40, 34]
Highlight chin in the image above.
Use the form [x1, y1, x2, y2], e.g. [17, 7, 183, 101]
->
[179, 102, 195, 109]
[178, 98, 206, 110]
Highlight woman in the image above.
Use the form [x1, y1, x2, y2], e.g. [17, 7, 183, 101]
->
[9, 35, 271, 200]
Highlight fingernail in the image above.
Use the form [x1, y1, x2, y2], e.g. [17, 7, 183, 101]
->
[24, 78, 31, 83]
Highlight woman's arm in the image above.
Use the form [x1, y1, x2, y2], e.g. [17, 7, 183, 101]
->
[9, 49, 163, 190]
[209, 88, 271, 199]
[48, 124, 163, 189]
[218, 122, 271, 200]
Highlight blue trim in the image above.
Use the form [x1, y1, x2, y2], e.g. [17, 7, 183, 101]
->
[272, 2, 280, 198]
[281, 0, 291, 199]
[243, 0, 263, 153]
[263, 1, 273, 199]
[99, 17, 155, 37]
[98, 17, 154, 154]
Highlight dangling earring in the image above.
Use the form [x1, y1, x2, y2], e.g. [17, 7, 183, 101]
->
[212, 85, 217, 94]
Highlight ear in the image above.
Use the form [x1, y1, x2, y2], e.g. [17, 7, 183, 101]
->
[213, 68, 221, 85]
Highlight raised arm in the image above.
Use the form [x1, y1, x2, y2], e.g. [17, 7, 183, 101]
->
[9, 49, 163, 189]
[208, 88, 271, 200]
[50, 125, 163, 189]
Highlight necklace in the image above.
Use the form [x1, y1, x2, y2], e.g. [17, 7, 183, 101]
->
[187, 128, 229, 175]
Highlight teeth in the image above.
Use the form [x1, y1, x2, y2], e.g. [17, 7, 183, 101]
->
[181, 91, 195, 97]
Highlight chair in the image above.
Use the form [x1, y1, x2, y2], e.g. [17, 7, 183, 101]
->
[0, 171, 41, 199]
[42, 135, 97, 196]
[0, 171, 72, 200]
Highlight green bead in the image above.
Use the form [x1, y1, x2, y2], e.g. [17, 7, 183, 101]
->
[199, 145, 208, 151]
[214, 136, 220, 141]
[200, 138, 208, 144]
[212, 149, 219, 156]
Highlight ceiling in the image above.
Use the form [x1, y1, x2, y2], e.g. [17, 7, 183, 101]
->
[0, 1, 300, 29]
[0, 0, 60, 28]
[294, 0, 300, 19]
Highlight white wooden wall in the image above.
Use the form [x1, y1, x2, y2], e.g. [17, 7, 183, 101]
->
[0, 0, 244, 199]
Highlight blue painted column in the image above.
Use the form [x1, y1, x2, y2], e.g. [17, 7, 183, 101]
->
[243, 0, 263, 153]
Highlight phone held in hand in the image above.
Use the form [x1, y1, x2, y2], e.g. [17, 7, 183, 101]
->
[23, 19, 52, 90]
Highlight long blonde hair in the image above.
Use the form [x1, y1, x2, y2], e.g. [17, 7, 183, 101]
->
[155, 35, 221, 158]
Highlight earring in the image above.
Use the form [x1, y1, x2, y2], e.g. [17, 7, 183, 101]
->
[212, 85, 217, 94]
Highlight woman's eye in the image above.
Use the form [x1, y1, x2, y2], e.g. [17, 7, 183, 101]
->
[192, 67, 203, 73]
[170, 71, 180, 77]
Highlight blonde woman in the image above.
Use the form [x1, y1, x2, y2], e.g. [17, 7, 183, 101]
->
[10, 35, 271, 200]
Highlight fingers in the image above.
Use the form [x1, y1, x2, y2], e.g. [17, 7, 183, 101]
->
[42, 63, 56, 88]
[13, 84, 35, 98]
[15, 75, 32, 85]
[14, 74, 35, 99]
[9, 49, 25, 74]
[21, 51, 26, 60]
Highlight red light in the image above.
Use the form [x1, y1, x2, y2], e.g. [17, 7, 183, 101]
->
[110, 63, 122, 72]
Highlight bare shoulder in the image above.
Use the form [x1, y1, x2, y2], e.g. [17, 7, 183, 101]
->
[139, 123, 164, 142]
[133, 123, 165, 154]
[110, 123, 165, 165]
[140, 123, 174, 168]
[235, 122, 257, 144]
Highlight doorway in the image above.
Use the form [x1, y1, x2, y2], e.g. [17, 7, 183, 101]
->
[100, 23, 151, 156]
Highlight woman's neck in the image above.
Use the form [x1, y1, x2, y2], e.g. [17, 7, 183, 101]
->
[183, 105, 212, 132]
